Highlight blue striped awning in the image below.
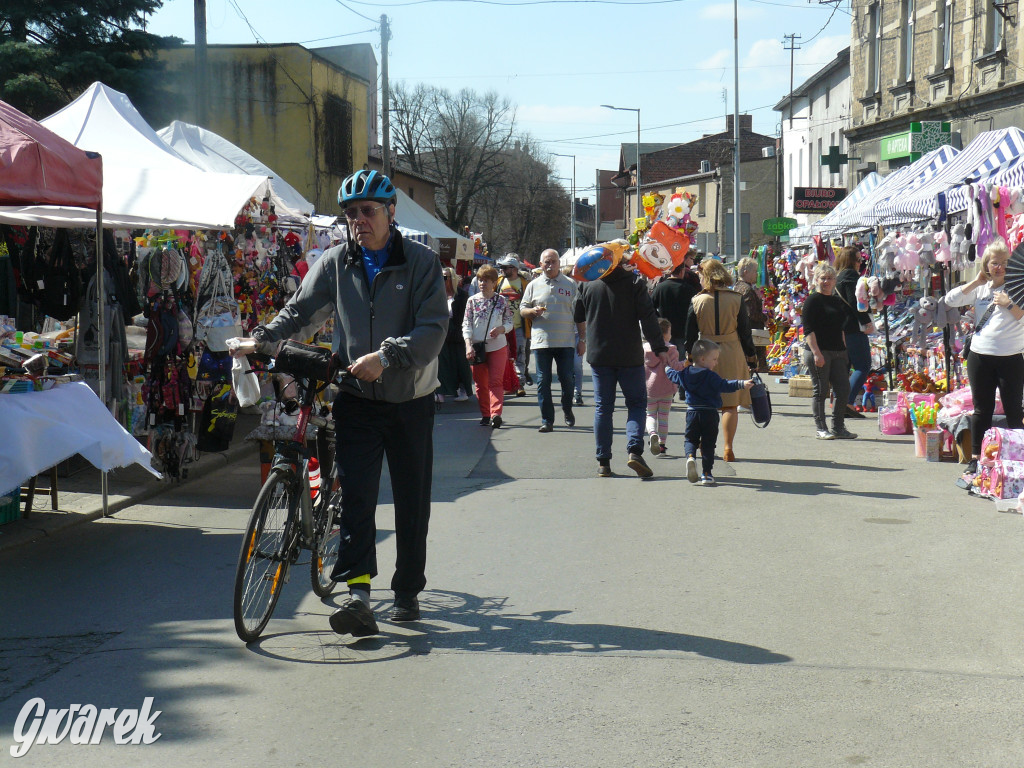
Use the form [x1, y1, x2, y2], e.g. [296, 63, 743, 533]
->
[879, 128, 1024, 222]
[849, 145, 960, 227]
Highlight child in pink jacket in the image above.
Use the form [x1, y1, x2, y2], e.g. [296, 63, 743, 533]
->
[644, 318, 687, 454]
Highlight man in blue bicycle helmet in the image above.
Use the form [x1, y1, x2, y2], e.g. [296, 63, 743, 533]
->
[240, 169, 447, 636]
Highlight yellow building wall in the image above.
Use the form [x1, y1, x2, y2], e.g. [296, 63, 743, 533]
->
[158, 45, 370, 215]
[310, 56, 369, 214]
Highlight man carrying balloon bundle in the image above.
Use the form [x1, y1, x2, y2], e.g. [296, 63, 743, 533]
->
[573, 241, 668, 478]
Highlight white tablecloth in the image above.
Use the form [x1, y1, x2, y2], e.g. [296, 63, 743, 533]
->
[0, 381, 160, 491]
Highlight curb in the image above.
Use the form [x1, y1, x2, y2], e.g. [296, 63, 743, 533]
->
[0, 439, 255, 553]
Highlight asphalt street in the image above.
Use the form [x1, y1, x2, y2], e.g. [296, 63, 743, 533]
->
[1, 378, 1023, 767]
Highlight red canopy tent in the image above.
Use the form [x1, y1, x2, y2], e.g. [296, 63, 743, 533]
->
[0, 99, 111, 510]
[0, 99, 102, 208]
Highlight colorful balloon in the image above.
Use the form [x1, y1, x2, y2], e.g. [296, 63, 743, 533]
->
[573, 241, 627, 282]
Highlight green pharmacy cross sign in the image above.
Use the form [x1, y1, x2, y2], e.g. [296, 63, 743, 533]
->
[881, 121, 952, 162]
[820, 145, 849, 174]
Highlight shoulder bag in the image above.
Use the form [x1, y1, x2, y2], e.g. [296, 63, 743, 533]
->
[471, 297, 498, 365]
[963, 301, 997, 359]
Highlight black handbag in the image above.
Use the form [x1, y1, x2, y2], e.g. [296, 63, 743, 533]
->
[749, 372, 772, 428]
[963, 302, 997, 359]
[471, 298, 499, 366]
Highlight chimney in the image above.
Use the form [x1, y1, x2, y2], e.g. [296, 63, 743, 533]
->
[725, 114, 752, 133]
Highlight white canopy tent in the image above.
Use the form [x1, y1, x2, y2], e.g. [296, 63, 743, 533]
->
[0, 83, 270, 230]
[560, 246, 589, 267]
[393, 190, 473, 260]
[157, 120, 312, 220]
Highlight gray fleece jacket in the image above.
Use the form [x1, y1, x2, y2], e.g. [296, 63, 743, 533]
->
[261, 229, 448, 403]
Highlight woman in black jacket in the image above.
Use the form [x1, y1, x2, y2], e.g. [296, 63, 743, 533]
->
[802, 262, 858, 440]
[834, 246, 872, 420]
[436, 267, 473, 403]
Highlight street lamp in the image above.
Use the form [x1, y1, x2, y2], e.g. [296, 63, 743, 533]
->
[601, 105, 641, 224]
[731, 0, 741, 262]
[551, 152, 576, 256]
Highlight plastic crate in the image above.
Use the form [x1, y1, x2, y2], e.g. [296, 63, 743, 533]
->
[0, 488, 19, 526]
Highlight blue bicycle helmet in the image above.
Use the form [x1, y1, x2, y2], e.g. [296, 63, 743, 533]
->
[338, 170, 397, 207]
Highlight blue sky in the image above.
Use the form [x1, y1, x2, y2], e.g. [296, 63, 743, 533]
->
[147, 0, 849, 203]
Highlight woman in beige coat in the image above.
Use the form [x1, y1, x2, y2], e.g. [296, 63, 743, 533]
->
[684, 259, 757, 462]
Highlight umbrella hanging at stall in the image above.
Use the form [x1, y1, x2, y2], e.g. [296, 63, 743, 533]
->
[1003, 240, 1024, 308]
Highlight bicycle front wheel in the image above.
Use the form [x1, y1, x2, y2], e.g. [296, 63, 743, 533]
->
[310, 491, 341, 597]
[233, 469, 296, 642]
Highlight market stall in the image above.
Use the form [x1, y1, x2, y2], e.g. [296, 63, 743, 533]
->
[0, 98, 159, 516]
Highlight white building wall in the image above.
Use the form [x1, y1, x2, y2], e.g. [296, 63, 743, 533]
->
[779, 62, 851, 227]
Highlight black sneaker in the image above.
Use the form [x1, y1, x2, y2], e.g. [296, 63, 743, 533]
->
[329, 598, 379, 637]
[479, 417, 490, 426]
[626, 453, 653, 478]
[538, 421, 553, 433]
[832, 428, 858, 440]
[965, 458, 978, 475]
[574, 394, 584, 406]
[491, 415, 503, 429]
[390, 594, 420, 622]
[564, 410, 575, 428]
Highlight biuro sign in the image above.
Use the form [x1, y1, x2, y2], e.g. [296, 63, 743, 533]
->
[793, 187, 847, 214]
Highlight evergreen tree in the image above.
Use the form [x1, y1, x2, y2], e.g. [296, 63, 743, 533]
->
[0, 0, 182, 121]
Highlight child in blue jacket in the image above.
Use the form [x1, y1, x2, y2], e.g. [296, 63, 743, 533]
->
[666, 339, 754, 486]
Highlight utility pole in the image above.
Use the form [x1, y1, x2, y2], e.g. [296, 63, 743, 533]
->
[732, 0, 741, 263]
[783, 34, 801, 129]
[380, 14, 392, 177]
[194, 0, 208, 126]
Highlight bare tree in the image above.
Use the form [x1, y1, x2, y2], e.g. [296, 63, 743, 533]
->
[389, 81, 435, 174]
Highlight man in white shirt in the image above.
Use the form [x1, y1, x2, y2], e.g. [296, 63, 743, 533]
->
[521, 249, 586, 431]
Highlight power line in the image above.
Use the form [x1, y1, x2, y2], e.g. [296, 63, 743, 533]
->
[299, 27, 379, 44]
[392, 60, 833, 81]
[329, 0, 383, 22]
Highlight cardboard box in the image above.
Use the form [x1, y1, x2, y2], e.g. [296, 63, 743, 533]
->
[788, 375, 814, 397]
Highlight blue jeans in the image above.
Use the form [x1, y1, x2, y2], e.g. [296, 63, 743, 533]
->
[591, 365, 647, 461]
[846, 331, 871, 405]
[534, 347, 575, 424]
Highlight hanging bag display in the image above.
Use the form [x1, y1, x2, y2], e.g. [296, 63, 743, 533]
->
[194, 249, 242, 352]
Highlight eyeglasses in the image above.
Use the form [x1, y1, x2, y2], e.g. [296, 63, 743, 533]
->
[344, 203, 388, 220]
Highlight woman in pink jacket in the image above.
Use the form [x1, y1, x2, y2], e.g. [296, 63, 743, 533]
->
[645, 317, 686, 454]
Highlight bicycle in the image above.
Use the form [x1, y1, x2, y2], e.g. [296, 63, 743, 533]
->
[231, 340, 360, 643]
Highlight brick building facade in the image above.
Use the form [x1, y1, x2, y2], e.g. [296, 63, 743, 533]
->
[846, 0, 1024, 174]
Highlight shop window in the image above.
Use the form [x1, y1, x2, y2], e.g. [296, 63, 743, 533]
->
[323, 95, 353, 176]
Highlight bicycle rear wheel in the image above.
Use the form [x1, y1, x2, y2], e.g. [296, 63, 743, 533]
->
[233, 469, 296, 642]
[310, 490, 342, 597]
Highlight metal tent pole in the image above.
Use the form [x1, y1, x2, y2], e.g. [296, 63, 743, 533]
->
[96, 208, 108, 516]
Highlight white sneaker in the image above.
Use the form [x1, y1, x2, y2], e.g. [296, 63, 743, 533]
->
[649, 433, 661, 454]
[816, 429, 835, 440]
[686, 456, 699, 483]
[454, 388, 469, 402]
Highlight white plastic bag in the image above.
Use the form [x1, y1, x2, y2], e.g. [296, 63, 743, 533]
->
[232, 355, 261, 407]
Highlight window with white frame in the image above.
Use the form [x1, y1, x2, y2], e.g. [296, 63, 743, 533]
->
[902, 0, 915, 80]
[939, 0, 953, 69]
[868, 4, 882, 93]
[986, 0, 1004, 53]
